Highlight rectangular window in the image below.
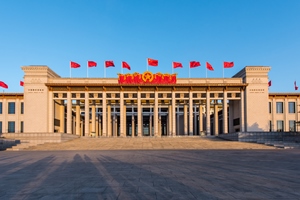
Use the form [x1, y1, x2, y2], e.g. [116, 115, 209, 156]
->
[289, 120, 296, 132]
[277, 120, 284, 132]
[20, 121, 24, 133]
[269, 121, 272, 132]
[269, 102, 272, 113]
[288, 102, 295, 113]
[0, 121, 2, 133]
[21, 102, 24, 114]
[276, 102, 283, 113]
[8, 121, 15, 133]
[8, 102, 15, 114]
[0, 102, 2, 114]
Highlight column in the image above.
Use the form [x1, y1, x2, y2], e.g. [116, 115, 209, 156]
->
[123, 105, 127, 137]
[138, 91, 142, 137]
[120, 91, 124, 137]
[154, 91, 158, 137]
[214, 100, 219, 135]
[240, 89, 245, 132]
[272, 98, 276, 131]
[67, 91, 72, 134]
[168, 104, 172, 136]
[99, 115, 102, 136]
[102, 92, 107, 136]
[48, 91, 54, 133]
[59, 100, 65, 133]
[91, 100, 96, 134]
[107, 105, 111, 137]
[284, 97, 288, 132]
[199, 104, 203, 135]
[2, 99, 7, 133]
[172, 91, 176, 136]
[189, 91, 193, 135]
[223, 90, 228, 134]
[84, 92, 90, 136]
[149, 114, 152, 136]
[206, 91, 211, 135]
[76, 100, 81, 136]
[132, 114, 135, 137]
[184, 104, 188, 135]
[158, 114, 161, 136]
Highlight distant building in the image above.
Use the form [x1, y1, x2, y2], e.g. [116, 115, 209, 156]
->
[0, 65, 298, 136]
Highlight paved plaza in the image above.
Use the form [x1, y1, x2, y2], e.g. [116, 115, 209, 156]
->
[1, 147, 300, 199]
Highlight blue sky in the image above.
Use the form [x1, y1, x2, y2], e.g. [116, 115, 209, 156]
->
[1, 0, 300, 92]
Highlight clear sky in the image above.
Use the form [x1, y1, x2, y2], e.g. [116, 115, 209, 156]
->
[1, 0, 300, 92]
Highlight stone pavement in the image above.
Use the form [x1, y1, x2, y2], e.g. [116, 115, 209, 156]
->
[1, 149, 300, 199]
[25, 137, 275, 151]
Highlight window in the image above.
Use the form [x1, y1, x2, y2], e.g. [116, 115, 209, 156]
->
[8, 121, 15, 133]
[288, 102, 295, 113]
[184, 93, 189, 98]
[269, 102, 272, 113]
[8, 102, 15, 114]
[150, 93, 154, 98]
[21, 102, 24, 114]
[289, 120, 296, 132]
[0, 121, 2, 133]
[277, 120, 284, 132]
[167, 93, 172, 98]
[0, 102, 2, 114]
[20, 121, 24, 133]
[276, 102, 283, 113]
[269, 121, 272, 132]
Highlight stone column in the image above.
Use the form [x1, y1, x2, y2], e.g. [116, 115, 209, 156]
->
[123, 105, 127, 137]
[189, 91, 193, 135]
[154, 91, 158, 137]
[172, 91, 176, 136]
[184, 104, 188, 135]
[132, 114, 135, 137]
[223, 90, 228, 134]
[76, 100, 81, 136]
[272, 98, 276, 131]
[199, 104, 203, 135]
[2, 99, 7, 133]
[168, 104, 172, 136]
[84, 92, 90, 136]
[158, 114, 161, 136]
[284, 97, 288, 132]
[138, 91, 142, 137]
[120, 91, 124, 137]
[15, 98, 20, 133]
[67, 91, 72, 134]
[214, 101, 219, 135]
[107, 105, 111, 137]
[240, 89, 245, 132]
[91, 100, 96, 134]
[48, 91, 54, 133]
[149, 114, 152, 136]
[102, 92, 107, 137]
[59, 100, 65, 133]
[206, 91, 211, 135]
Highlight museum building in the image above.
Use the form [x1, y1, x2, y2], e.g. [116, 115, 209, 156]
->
[0, 65, 299, 137]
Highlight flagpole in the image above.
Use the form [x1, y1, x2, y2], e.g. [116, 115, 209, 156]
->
[189, 66, 190, 78]
[121, 62, 123, 74]
[223, 61, 224, 78]
[87, 61, 88, 78]
[172, 62, 174, 74]
[104, 61, 106, 78]
[146, 58, 148, 71]
[70, 65, 71, 78]
[206, 66, 207, 78]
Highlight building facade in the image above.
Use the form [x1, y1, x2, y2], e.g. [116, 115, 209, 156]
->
[1, 65, 296, 137]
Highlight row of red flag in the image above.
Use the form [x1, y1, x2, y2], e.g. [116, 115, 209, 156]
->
[70, 59, 235, 71]
[268, 80, 298, 90]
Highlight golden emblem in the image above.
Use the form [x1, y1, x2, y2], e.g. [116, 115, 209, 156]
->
[142, 71, 154, 83]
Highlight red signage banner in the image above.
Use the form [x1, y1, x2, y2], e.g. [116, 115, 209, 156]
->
[118, 71, 177, 84]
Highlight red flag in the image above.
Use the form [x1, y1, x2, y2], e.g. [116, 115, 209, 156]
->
[190, 61, 200, 68]
[122, 61, 131, 70]
[105, 61, 115, 68]
[88, 61, 97, 67]
[173, 62, 183, 68]
[206, 62, 214, 71]
[295, 81, 298, 90]
[268, 80, 271, 87]
[20, 81, 24, 86]
[224, 61, 234, 68]
[70, 61, 80, 68]
[0, 81, 8, 89]
[148, 58, 158, 66]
